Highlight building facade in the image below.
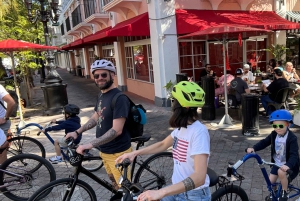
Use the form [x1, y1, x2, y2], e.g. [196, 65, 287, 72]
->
[53, 0, 300, 106]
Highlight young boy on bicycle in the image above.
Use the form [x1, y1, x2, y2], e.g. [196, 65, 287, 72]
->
[43, 104, 81, 163]
[247, 109, 299, 201]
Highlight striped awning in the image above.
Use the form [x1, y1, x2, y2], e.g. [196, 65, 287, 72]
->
[286, 11, 300, 34]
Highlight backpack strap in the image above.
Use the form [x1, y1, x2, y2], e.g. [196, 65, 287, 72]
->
[0, 101, 6, 110]
[111, 92, 135, 111]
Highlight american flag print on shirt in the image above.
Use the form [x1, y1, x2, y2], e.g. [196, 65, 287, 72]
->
[173, 136, 189, 162]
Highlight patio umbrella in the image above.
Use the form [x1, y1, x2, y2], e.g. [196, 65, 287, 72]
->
[0, 39, 58, 124]
[178, 25, 272, 127]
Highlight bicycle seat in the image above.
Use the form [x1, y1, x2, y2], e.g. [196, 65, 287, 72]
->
[207, 167, 219, 187]
[131, 134, 151, 143]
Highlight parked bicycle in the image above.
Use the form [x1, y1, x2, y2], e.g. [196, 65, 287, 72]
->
[0, 153, 56, 201]
[7, 122, 102, 171]
[28, 136, 174, 201]
[211, 152, 300, 201]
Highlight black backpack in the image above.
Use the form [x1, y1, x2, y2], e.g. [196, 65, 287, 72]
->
[111, 92, 146, 138]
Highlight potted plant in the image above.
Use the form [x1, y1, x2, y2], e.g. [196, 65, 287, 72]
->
[163, 80, 175, 106]
[266, 44, 289, 62]
[293, 96, 300, 126]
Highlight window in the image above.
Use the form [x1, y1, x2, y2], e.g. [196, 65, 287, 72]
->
[66, 17, 71, 32]
[102, 48, 116, 67]
[88, 48, 95, 67]
[124, 43, 153, 83]
[246, 39, 267, 72]
[179, 41, 206, 81]
[72, 6, 82, 27]
[60, 23, 65, 36]
[84, 0, 95, 19]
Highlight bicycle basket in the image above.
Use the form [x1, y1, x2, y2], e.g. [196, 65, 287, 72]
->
[68, 149, 83, 166]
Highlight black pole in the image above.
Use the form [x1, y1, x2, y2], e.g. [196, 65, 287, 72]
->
[36, 38, 45, 83]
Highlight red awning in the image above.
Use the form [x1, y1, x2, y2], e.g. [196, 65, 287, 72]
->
[107, 12, 150, 36]
[83, 26, 113, 43]
[70, 39, 83, 47]
[176, 9, 300, 35]
[61, 44, 71, 50]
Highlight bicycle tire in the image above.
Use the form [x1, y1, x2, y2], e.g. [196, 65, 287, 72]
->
[211, 185, 249, 201]
[81, 147, 103, 172]
[7, 136, 46, 159]
[28, 178, 97, 201]
[133, 152, 173, 190]
[0, 154, 56, 201]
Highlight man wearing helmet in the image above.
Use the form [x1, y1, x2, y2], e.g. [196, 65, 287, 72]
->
[117, 81, 211, 201]
[43, 104, 81, 163]
[247, 110, 299, 201]
[66, 59, 132, 192]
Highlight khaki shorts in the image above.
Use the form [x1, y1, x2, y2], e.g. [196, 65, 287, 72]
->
[58, 137, 68, 147]
[100, 147, 132, 185]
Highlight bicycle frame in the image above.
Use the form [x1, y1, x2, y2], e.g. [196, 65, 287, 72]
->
[230, 153, 300, 200]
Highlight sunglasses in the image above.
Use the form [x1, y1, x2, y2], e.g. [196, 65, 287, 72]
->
[94, 73, 108, 79]
[272, 124, 285, 129]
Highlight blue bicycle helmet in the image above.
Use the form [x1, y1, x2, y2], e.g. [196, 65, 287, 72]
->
[269, 109, 293, 124]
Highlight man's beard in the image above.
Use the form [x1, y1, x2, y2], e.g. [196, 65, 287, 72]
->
[96, 79, 114, 90]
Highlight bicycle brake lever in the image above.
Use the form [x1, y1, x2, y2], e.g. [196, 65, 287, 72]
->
[37, 131, 42, 136]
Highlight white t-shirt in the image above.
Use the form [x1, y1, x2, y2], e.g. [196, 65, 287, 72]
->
[0, 128, 6, 146]
[241, 71, 255, 82]
[273, 132, 288, 166]
[171, 121, 210, 190]
[0, 85, 8, 118]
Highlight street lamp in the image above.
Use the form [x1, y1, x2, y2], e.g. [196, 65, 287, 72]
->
[24, 0, 68, 115]
[24, 0, 61, 84]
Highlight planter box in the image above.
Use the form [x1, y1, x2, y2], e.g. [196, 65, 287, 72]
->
[293, 109, 300, 126]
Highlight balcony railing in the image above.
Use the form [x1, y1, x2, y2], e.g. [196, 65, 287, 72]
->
[72, 6, 82, 28]
[84, 0, 96, 19]
[102, 0, 113, 7]
[66, 17, 71, 32]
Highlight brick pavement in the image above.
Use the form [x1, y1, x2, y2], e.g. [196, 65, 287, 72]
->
[1, 68, 300, 201]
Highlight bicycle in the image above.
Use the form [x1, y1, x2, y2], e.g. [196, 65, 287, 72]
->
[211, 152, 300, 201]
[7, 122, 103, 171]
[28, 136, 174, 201]
[0, 153, 56, 201]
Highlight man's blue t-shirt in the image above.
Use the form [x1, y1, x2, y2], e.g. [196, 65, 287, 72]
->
[94, 88, 131, 154]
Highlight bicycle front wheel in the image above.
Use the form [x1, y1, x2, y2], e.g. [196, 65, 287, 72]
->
[28, 178, 97, 201]
[81, 148, 103, 172]
[211, 185, 249, 201]
[134, 152, 173, 190]
[0, 154, 56, 201]
[7, 136, 46, 159]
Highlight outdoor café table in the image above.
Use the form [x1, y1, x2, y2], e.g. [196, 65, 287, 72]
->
[248, 84, 263, 95]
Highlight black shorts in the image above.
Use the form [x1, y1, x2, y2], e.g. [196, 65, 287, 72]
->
[270, 166, 298, 181]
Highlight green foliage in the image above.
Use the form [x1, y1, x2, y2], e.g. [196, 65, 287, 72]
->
[163, 80, 175, 99]
[266, 44, 289, 62]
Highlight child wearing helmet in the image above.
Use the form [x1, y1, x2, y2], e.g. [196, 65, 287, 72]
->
[43, 104, 81, 163]
[246, 109, 299, 201]
[116, 81, 211, 201]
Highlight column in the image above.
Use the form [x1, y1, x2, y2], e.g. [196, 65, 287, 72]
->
[82, 47, 90, 78]
[148, 1, 180, 107]
[114, 37, 127, 91]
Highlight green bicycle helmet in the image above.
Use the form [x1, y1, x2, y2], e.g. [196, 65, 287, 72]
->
[171, 81, 205, 108]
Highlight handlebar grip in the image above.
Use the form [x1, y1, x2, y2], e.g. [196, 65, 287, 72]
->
[37, 131, 42, 136]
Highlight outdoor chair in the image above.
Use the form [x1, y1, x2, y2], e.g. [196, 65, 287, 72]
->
[267, 87, 290, 112]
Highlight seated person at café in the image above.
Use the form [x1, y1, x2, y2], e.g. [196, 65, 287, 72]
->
[230, 68, 250, 105]
[200, 64, 216, 79]
[261, 69, 289, 115]
[215, 69, 234, 96]
[276, 60, 284, 72]
[266, 59, 277, 73]
[282, 62, 300, 101]
[241, 64, 255, 84]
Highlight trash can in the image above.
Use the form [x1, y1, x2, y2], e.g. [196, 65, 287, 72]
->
[76, 65, 82, 77]
[41, 83, 68, 115]
[241, 93, 260, 136]
[176, 73, 188, 83]
[201, 76, 215, 120]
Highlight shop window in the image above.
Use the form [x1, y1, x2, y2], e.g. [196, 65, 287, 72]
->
[88, 48, 95, 68]
[246, 39, 267, 72]
[125, 44, 153, 83]
[102, 48, 116, 68]
[179, 41, 206, 82]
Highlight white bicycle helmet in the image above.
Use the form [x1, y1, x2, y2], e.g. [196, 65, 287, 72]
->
[90, 59, 116, 74]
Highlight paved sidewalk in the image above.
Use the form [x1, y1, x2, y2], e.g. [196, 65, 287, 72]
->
[2, 68, 300, 201]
